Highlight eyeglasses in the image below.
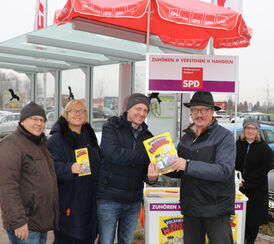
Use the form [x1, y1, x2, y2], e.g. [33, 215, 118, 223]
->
[135, 107, 148, 114]
[29, 116, 45, 123]
[69, 109, 86, 115]
[244, 126, 257, 131]
[190, 107, 212, 114]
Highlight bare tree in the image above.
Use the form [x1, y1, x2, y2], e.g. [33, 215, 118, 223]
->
[264, 82, 273, 113]
[226, 95, 234, 115]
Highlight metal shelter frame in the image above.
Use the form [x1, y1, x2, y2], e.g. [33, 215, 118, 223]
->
[0, 17, 205, 122]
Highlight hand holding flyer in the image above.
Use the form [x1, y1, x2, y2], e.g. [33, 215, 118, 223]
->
[75, 147, 91, 176]
[143, 132, 178, 175]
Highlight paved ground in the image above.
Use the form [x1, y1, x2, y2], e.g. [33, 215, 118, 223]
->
[0, 211, 273, 244]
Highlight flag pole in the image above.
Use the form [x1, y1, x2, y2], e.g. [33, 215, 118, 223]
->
[146, 0, 151, 53]
[43, 0, 48, 111]
[45, 0, 48, 27]
[209, 0, 215, 55]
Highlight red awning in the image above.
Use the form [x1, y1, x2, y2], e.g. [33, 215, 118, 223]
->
[54, 0, 251, 49]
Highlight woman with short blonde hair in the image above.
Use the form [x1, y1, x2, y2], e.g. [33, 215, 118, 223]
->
[48, 99, 101, 244]
[62, 99, 88, 123]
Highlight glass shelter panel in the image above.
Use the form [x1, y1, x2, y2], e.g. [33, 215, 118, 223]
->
[92, 64, 119, 143]
[134, 61, 180, 187]
[62, 68, 86, 108]
[36, 72, 56, 134]
[0, 69, 30, 138]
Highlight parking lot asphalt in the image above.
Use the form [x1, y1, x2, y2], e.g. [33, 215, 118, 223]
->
[0, 209, 273, 244]
[0, 212, 53, 244]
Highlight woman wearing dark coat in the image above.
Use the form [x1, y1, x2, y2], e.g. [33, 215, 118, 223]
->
[47, 100, 101, 244]
[235, 118, 273, 244]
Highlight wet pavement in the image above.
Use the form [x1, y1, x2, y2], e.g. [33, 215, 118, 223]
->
[0, 210, 273, 244]
[0, 224, 53, 244]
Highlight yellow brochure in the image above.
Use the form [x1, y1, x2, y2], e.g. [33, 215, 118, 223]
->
[75, 147, 91, 176]
[143, 132, 178, 175]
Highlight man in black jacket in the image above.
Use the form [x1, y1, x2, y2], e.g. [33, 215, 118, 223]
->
[168, 91, 236, 244]
[97, 93, 158, 244]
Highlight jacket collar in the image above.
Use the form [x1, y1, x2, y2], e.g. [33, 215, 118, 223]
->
[18, 123, 45, 145]
[108, 111, 149, 132]
[51, 116, 99, 149]
[184, 118, 218, 138]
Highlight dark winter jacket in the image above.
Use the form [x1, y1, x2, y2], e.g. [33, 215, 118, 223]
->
[235, 138, 273, 226]
[0, 125, 59, 232]
[97, 112, 154, 204]
[47, 116, 101, 241]
[167, 119, 236, 217]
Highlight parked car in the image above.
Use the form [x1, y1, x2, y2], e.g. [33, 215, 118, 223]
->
[45, 111, 56, 130]
[102, 107, 118, 118]
[255, 113, 274, 126]
[91, 118, 107, 144]
[221, 123, 274, 152]
[214, 109, 229, 120]
[0, 112, 20, 138]
[230, 113, 246, 123]
[230, 112, 274, 126]
[221, 122, 274, 218]
[93, 106, 118, 119]
[0, 110, 13, 119]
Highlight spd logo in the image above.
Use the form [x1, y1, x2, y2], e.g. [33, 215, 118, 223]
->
[182, 67, 203, 90]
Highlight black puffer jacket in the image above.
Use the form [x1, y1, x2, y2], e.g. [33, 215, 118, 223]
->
[47, 117, 101, 241]
[235, 138, 273, 226]
[97, 112, 153, 203]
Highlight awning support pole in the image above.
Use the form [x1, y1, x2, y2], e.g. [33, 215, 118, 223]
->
[146, 0, 151, 53]
[209, 0, 215, 55]
[208, 37, 215, 55]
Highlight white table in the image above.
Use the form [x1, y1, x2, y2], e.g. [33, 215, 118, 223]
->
[144, 187, 248, 244]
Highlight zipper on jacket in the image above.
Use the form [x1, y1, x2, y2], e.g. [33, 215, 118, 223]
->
[133, 139, 136, 150]
[132, 130, 139, 150]
[104, 172, 113, 189]
[128, 128, 140, 201]
[243, 144, 250, 176]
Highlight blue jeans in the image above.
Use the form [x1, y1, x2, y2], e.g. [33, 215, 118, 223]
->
[6, 230, 47, 244]
[97, 200, 141, 244]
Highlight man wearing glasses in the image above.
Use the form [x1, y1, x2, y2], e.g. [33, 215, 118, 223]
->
[168, 91, 236, 244]
[0, 102, 59, 244]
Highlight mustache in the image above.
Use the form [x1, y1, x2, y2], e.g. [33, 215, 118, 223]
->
[192, 116, 205, 121]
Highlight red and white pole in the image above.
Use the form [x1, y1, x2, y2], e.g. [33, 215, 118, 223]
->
[34, 0, 47, 30]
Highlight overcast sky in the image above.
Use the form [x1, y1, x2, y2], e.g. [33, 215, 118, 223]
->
[0, 0, 273, 104]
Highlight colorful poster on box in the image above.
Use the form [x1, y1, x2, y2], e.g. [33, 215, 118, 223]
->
[146, 53, 238, 93]
[158, 214, 237, 244]
[75, 147, 91, 176]
[231, 214, 238, 242]
[143, 132, 177, 175]
[145, 188, 246, 243]
[159, 216, 184, 243]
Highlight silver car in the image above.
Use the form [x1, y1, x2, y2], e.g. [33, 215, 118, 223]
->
[0, 112, 20, 138]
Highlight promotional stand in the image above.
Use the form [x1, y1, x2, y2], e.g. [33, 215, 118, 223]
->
[144, 187, 248, 244]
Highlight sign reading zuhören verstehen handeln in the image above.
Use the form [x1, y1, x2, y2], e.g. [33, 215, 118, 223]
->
[146, 54, 238, 93]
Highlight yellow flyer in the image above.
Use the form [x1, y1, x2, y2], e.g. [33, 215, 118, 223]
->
[143, 132, 178, 175]
[75, 148, 91, 176]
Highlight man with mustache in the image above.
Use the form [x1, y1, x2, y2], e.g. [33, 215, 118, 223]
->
[168, 91, 236, 244]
